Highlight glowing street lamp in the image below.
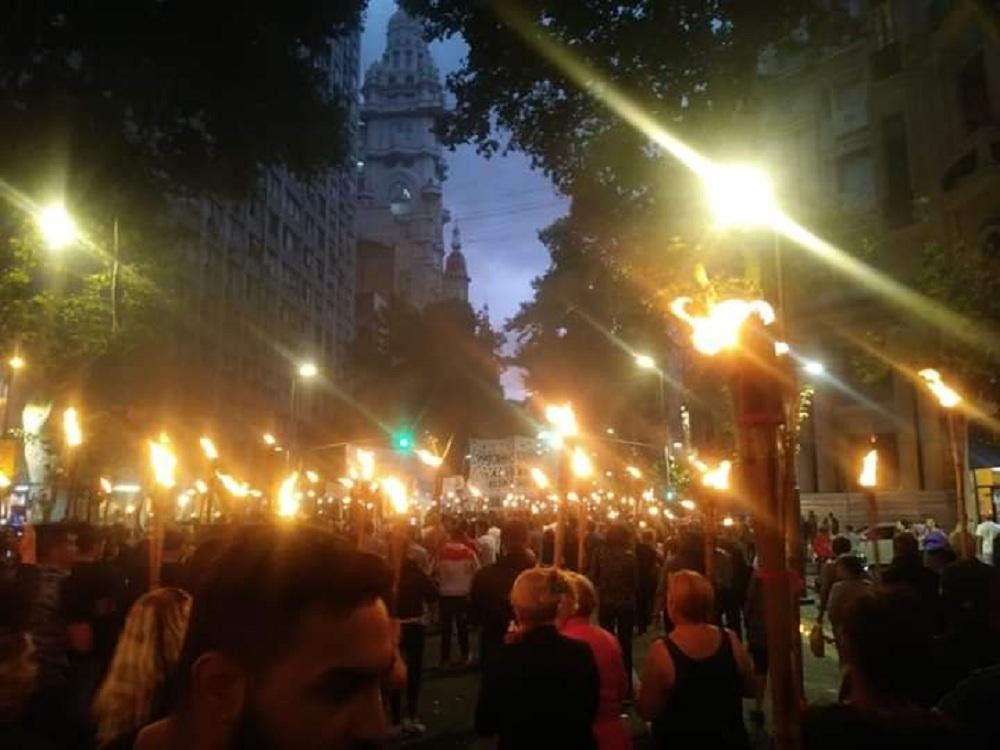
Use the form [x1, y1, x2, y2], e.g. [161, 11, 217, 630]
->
[670, 297, 775, 356]
[298, 361, 319, 379]
[37, 203, 78, 249]
[703, 163, 779, 230]
[8, 355, 25, 370]
[680, 499, 697, 511]
[803, 360, 825, 376]
[635, 353, 657, 370]
[625, 466, 642, 479]
[262, 432, 277, 446]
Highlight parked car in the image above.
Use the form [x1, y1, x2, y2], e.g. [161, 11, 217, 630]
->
[856, 522, 896, 568]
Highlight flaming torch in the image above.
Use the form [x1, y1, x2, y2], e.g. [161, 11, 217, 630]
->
[859, 447, 880, 568]
[276, 472, 300, 519]
[148, 435, 177, 589]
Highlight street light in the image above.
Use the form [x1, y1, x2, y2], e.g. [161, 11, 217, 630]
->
[262, 432, 277, 446]
[415, 448, 444, 468]
[298, 361, 318, 379]
[635, 353, 657, 370]
[703, 164, 779, 230]
[803, 360, 825, 376]
[37, 203, 78, 250]
[8, 355, 24, 370]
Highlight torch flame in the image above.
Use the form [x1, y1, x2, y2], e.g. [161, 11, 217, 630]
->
[859, 448, 878, 488]
[200, 437, 219, 461]
[383, 476, 408, 514]
[918, 369, 962, 409]
[217, 472, 249, 498]
[356, 448, 376, 481]
[529, 467, 550, 489]
[416, 448, 444, 468]
[702, 460, 732, 491]
[99, 477, 112, 494]
[545, 403, 578, 437]
[63, 407, 82, 448]
[571, 446, 594, 478]
[670, 297, 775, 355]
[148, 435, 177, 489]
[277, 472, 300, 518]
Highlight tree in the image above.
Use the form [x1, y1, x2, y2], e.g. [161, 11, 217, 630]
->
[351, 299, 511, 472]
[0, 2, 366, 211]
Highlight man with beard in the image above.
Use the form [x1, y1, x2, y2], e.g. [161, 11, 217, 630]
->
[130, 524, 401, 750]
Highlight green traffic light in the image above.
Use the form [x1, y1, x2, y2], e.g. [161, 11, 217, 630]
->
[392, 428, 414, 453]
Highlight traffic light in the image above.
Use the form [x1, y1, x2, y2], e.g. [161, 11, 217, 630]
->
[392, 426, 415, 453]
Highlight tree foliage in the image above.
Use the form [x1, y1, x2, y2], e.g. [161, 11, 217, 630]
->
[0, 1, 366, 212]
[351, 299, 513, 470]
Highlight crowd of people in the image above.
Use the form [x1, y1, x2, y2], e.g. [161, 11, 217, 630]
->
[0, 508, 997, 749]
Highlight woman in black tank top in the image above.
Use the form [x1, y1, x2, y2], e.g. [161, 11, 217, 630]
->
[638, 570, 759, 749]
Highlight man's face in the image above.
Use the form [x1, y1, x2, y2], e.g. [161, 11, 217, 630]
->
[247, 598, 400, 749]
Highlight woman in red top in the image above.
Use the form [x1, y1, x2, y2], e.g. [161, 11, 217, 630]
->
[561, 572, 632, 750]
[812, 525, 834, 570]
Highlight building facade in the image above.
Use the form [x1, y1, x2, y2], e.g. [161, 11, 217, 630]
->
[357, 8, 470, 310]
[760, 0, 1000, 526]
[172, 31, 362, 475]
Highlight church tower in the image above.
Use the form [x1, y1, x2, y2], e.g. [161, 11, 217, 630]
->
[443, 225, 470, 303]
[357, 8, 463, 310]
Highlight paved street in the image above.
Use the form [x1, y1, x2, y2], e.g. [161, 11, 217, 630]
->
[397, 600, 841, 749]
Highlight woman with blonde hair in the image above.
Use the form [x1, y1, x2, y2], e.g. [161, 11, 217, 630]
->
[476, 567, 600, 749]
[92, 587, 191, 748]
[561, 572, 631, 750]
[638, 570, 758, 749]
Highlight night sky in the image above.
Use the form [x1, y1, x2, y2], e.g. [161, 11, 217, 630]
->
[361, 1, 569, 397]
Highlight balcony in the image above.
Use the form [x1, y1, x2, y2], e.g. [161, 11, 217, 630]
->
[940, 123, 1000, 194]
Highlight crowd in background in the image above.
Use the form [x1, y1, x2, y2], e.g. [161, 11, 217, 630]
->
[0, 506, 998, 748]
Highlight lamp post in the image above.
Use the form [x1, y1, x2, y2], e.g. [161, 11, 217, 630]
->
[37, 203, 121, 333]
[635, 353, 674, 497]
[918, 369, 970, 557]
[288, 361, 318, 469]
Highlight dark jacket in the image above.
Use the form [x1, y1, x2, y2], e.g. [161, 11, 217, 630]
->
[476, 624, 599, 750]
[394, 558, 438, 620]
[470, 550, 534, 671]
[589, 545, 638, 611]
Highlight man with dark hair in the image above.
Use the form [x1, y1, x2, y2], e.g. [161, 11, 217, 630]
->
[804, 587, 963, 747]
[132, 524, 401, 749]
[882, 532, 941, 632]
[470, 520, 534, 673]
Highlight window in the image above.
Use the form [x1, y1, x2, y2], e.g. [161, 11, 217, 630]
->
[881, 113, 913, 225]
[836, 149, 875, 205]
[873, 1, 895, 49]
[958, 52, 991, 134]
